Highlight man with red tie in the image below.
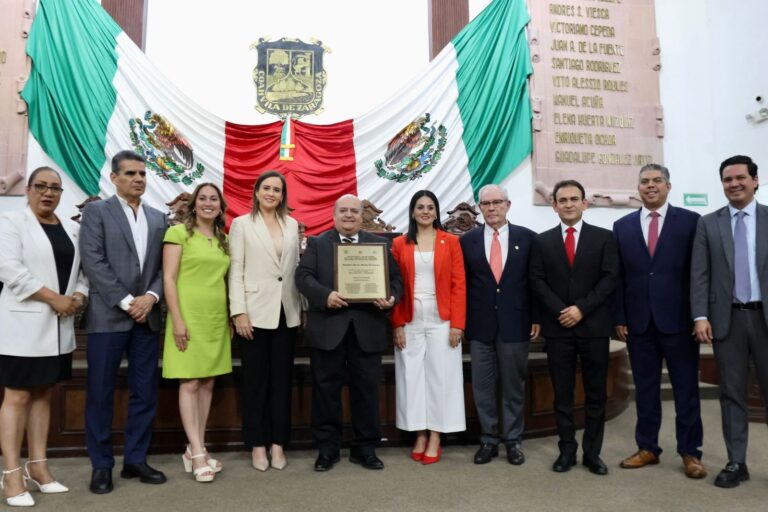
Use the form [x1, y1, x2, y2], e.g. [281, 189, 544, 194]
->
[529, 180, 619, 475]
[460, 185, 538, 465]
[613, 164, 705, 479]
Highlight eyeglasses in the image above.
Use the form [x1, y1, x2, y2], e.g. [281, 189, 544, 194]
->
[478, 199, 507, 208]
[31, 184, 64, 195]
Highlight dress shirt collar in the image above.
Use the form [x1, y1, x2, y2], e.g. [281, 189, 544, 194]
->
[339, 232, 359, 243]
[484, 222, 509, 237]
[116, 194, 142, 213]
[641, 201, 669, 220]
[729, 199, 757, 218]
[560, 219, 584, 236]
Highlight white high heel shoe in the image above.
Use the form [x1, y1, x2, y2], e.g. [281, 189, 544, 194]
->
[183, 446, 222, 473]
[1, 467, 35, 507]
[24, 459, 69, 494]
[189, 454, 215, 483]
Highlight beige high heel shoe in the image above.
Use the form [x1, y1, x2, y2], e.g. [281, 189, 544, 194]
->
[183, 445, 222, 473]
[24, 459, 69, 493]
[189, 454, 215, 483]
[1, 467, 35, 507]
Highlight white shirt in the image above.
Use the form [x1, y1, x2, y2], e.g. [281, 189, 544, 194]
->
[413, 251, 436, 297]
[560, 219, 584, 251]
[339, 233, 359, 243]
[484, 223, 509, 271]
[116, 195, 156, 311]
[695, 199, 762, 321]
[729, 199, 761, 302]
[640, 202, 669, 246]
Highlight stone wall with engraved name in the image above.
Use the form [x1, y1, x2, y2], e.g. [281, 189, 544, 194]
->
[528, 0, 663, 206]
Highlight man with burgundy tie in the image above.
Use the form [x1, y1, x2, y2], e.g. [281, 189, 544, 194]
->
[460, 184, 538, 465]
[529, 179, 618, 475]
[691, 155, 768, 488]
[613, 164, 705, 479]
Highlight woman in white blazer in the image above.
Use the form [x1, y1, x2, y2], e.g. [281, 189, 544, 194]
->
[229, 171, 303, 471]
[0, 167, 88, 507]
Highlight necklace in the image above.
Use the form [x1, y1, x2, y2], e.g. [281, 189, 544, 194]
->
[196, 228, 214, 246]
[415, 230, 436, 264]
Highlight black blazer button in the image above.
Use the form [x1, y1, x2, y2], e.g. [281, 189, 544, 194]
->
[278, 277, 283, 281]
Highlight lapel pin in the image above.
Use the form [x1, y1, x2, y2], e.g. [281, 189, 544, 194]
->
[440, 240, 445, 244]
[514, 245, 519, 250]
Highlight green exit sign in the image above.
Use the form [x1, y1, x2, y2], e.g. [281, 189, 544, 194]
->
[684, 193, 708, 207]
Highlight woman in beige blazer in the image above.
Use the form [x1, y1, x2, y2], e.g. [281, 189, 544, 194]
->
[0, 167, 87, 507]
[229, 170, 302, 471]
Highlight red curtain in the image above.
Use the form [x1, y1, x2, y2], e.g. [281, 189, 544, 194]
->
[223, 119, 357, 234]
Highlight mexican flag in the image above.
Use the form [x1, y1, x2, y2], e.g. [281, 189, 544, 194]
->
[23, 0, 532, 234]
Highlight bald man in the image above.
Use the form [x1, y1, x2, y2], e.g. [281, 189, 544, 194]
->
[296, 195, 403, 471]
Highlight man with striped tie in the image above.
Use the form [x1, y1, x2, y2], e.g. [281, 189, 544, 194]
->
[296, 194, 403, 472]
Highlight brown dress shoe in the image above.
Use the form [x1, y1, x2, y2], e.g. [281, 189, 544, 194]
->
[682, 455, 707, 479]
[620, 449, 659, 469]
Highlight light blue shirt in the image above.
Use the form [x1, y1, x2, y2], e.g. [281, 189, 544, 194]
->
[729, 199, 761, 302]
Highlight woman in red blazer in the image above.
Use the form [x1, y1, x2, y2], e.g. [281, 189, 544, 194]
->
[391, 190, 466, 465]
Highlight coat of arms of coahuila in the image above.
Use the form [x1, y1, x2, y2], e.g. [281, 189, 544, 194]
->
[251, 37, 329, 118]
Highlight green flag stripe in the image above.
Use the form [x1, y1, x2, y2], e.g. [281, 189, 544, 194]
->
[453, 0, 533, 194]
[22, 0, 122, 195]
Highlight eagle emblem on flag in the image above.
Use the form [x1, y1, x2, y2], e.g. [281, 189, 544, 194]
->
[251, 37, 329, 118]
[129, 111, 205, 185]
[375, 113, 448, 182]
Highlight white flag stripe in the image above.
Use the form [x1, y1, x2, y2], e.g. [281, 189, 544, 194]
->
[355, 45, 473, 232]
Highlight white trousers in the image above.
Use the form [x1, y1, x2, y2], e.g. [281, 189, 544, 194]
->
[395, 296, 465, 432]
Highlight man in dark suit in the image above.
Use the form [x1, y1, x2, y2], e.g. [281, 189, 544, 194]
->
[692, 155, 768, 488]
[295, 194, 403, 471]
[79, 151, 168, 493]
[529, 179, 618, 475]
[613, 164, 705, 478]
[460, 184, 538, 465]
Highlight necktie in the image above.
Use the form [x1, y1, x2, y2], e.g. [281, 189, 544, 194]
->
[342, 237, 354, 244]
[490, 230, 502, 283]
[648, 211, 660, 257]
[565, 227, 576, 267]
[733, 211, 751, 303]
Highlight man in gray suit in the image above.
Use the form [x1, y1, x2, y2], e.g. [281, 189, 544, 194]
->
[79, 150, 168, 494]
[692, 155, 768, 488]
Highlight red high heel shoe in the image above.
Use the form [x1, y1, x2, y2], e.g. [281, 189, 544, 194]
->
[421, 447, 442, 465]
[410, 449, 426, 461]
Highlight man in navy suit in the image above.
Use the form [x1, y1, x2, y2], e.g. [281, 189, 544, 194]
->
[460, 184, 538, 465]
[613, 164, 706, 479]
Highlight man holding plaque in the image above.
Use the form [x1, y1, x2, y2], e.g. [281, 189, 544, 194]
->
[296, 194, 403, 472]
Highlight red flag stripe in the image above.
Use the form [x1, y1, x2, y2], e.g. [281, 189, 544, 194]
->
[223, 119, 357, 234]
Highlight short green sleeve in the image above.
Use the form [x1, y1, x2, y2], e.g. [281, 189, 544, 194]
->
[163, 224, 188, 245]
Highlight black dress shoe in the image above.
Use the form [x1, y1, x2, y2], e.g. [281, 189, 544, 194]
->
[90, 468, 113, 494]
[473, 443, 499, 464]
[506, 445, 525, 465]
[552, 452, 577, 473]
[120, 463, 167, 484]
[583, 456, 609, 475]
[314, 454, 340, 472]
[349, 453, 384, 470]
[714, 462, 750, 488]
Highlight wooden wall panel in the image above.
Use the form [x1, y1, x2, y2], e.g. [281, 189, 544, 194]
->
[429, 0, 469, 59]
[102, 0, 147, 50]
[0, 343, 632, 457]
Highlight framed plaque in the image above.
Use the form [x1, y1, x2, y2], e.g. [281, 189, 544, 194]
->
[334, 243, 390, 303]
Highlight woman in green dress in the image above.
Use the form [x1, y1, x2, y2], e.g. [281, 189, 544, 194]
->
[162, 182, 231, 483]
